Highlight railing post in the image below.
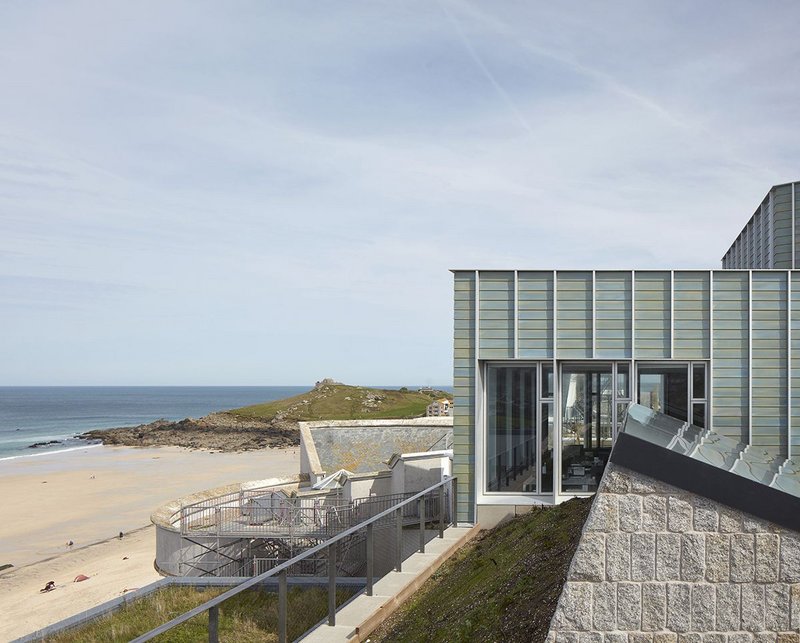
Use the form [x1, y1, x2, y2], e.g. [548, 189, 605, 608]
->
[395, 508, 403, 572]
[278, 570, 287, 643]
[418, 496, 425, 554]
[208, 606, 219, 643]
[438, 484, 445, 538]
[452, 477, 459, 527]
[327, 543, 337, 626]
[366, 522, 374, 596]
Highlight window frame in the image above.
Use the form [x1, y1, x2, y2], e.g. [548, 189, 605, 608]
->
[633, 360, 709, 428]
[483, 361, 542, 496]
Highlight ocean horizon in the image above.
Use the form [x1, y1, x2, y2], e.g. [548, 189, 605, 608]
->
[0, 385, 453, 460]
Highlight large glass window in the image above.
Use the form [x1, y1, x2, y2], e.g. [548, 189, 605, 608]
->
[638, 364, 689, 422]
[636, 362, 708, 427]
[561, 365, 613, 493]
[486, 366, 537, 493]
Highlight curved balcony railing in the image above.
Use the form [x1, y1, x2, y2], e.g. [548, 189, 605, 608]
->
[131, 476, 458, 643]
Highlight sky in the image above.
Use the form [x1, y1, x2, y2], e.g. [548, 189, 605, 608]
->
[1, 1, 799, 386]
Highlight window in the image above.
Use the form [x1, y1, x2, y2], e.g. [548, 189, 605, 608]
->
[486, 366, 537, 493]
[692, 364, 706, 400]
[615, 362, 632, 438]
[637, 364, 689, 422]
[636, 363, 708, 428]
[561, 364, 613, 493]
[540, 368, 554, 493]
[542, 364, 554, 399]
[617, 363, 630, 399]
[691, 363, 707, 429]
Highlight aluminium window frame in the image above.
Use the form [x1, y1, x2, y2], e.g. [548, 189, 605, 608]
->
[557, 360, 632, 497]
[633, 360, 709, 428]
[481, 360, 549, 499]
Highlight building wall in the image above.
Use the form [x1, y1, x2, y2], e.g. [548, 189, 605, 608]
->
[712, 272, 749, 444]
[546, 463, 800, 640]
[453, 271, 476, 523]
[722, 182, 799, 269]
[452, 269, 800, 522]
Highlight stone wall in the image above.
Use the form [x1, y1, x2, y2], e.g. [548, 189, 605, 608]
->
[546, 462, 800, 642]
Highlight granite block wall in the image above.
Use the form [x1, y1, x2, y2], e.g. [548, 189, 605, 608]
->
[546, 463, 800, 642]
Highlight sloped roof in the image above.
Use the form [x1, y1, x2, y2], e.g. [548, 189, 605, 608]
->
[614, 403, 800, 531]
[303, 419, 452, 474]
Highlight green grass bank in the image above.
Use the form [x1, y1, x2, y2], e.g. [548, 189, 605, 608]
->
[370, 497, 592, 643]
[45, 585, 355, 643]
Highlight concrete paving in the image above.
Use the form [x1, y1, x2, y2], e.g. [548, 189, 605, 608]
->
[299, 525, 479, 642]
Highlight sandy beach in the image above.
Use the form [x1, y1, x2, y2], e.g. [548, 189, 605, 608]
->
[0, 445, 299, 640]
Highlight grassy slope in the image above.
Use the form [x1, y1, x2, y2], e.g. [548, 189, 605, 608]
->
[46, 586, 354, 643]
[371, 497, 592, 643]
[227, 383, 453, 422]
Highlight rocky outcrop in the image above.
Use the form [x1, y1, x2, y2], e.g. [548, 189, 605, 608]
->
[79, 412, 299, 451]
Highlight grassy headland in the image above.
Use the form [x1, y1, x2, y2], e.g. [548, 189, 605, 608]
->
[370, 497, 591, 643]
[79, 382, 452, 452]
[228, 381, 452, 422]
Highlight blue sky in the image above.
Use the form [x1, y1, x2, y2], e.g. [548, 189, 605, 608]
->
[1, 1, 799, 385]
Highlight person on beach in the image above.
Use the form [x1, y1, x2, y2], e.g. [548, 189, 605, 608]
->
[39, 581, 55, 593]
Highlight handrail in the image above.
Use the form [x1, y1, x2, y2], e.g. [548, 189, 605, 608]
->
[131, 476, 456, 642]
[179, 480, 298, 512]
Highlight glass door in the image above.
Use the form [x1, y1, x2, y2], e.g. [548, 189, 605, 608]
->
[560, 364, 614, 493]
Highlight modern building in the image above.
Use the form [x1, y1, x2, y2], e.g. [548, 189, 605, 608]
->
[452, 181, 800, 525]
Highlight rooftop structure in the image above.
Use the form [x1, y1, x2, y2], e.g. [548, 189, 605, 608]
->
[722, 181, 799, 269]
[299, 418, 452, 481]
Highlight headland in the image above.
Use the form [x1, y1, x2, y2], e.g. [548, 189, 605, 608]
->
[77, 381, 452, 451]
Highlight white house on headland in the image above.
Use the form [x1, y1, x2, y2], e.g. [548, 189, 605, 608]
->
[426, 398, 452, 417]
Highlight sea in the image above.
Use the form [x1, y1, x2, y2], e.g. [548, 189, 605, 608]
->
[0, 385, 453, 461]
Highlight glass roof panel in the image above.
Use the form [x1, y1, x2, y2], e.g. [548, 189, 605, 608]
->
[621, 403, 796, 499]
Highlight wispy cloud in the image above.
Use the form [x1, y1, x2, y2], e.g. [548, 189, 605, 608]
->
[0, 0, 798, 384]
[437, 0, 535, 136]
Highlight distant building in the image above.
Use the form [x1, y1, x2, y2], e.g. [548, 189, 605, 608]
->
[426, 399, 452, 417]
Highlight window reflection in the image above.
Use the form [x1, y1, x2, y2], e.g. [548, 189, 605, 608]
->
[693, 364, 706, 400]
[540, 402, 553, 493]
[638, 365, 688, 422]
[561, 366, 613, 493]
[486, 366, 537, 492]
[542, 364, 554, 399]
[693, 403, 706, 428]
[617, 364, 630, 398]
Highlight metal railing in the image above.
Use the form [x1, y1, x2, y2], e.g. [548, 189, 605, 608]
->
[180, 485, 352, 539]
[131, 476, 458, 643]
